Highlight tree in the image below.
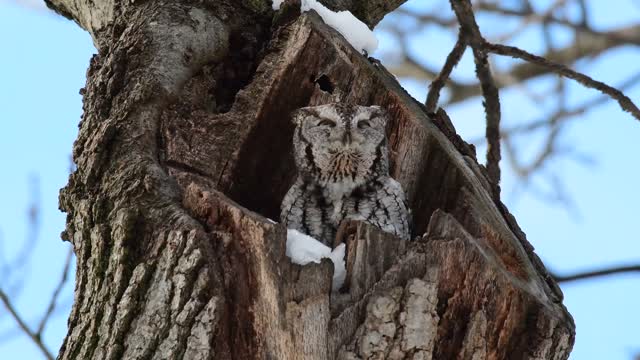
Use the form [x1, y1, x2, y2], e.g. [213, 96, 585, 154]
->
[9, 0, 615, 358]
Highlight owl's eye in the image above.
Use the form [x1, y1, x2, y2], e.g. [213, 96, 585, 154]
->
[317, 119, 336, 127]
[357, 120, 371, 129]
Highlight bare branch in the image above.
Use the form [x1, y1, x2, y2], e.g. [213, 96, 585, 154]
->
[554, 265, 640, 283]
[392, 7, 457, 28]
[486, 42, 640, 121]
[0, 289, 55, 360]
[37, 246, 74, 335]
[425, 33, 467, 113]
[383, 7, 640, 105]
[482, 0, 569, 43]
[450, 0, 502, 195]
[576, 0, 590, 27]
[395, 53, 440, 79]
[0, 175, 41, 296]
[501, 71, 640, 138]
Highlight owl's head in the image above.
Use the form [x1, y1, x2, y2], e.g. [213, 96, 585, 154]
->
[292, 103, 389, 187]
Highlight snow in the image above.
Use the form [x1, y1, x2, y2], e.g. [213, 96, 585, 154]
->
[328, 242, 346, 290]
[272, 0, 378, 53]
[272, 0, 286, 9]
[286, 229, 347, 291]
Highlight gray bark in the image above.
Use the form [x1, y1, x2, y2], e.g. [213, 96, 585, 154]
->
[50, 0, 575, 358]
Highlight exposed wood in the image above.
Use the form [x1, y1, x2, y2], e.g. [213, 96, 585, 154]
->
[182, 186, 574, 359]
[320, 0, 409, 28]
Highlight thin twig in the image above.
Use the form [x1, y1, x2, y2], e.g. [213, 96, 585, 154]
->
[37, 246, 74, 335]
[393, 8, 457, 28]
[554, 265, 640, 283]
[501, 71, 640, 138]
[450, 0, 502, 196]
[3, 175, 41, 296]
[382, 3, 640, 104]
[0, 289, 55, 360]
[425, 32, 467, 113]
[489, 0, 569, 43]
[576, 0, 590, 27]
[466, 71, 640, 145]
[486, 42, 640, 121]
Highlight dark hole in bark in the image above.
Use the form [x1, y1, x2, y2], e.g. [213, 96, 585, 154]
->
[227, 115, 298, 221]
[408, 142, 465, 237]
[214, 50, 260, 112]
[211, 24, 271, 113]
[313, 74, 334, 93]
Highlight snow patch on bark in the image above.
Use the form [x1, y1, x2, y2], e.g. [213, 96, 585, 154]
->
[272, 0, 378, 53]
[286, 229, 346, 291]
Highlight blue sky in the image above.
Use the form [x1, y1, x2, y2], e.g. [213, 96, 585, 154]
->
[0, 0, 639, 359]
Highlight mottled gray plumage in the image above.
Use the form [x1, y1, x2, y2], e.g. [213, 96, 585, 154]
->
[281, 103, 410, 245]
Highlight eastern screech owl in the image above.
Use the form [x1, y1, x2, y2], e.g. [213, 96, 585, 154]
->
[280, 103, 410, 245]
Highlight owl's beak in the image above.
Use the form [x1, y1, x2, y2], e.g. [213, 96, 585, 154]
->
[341, 131, 352, 145]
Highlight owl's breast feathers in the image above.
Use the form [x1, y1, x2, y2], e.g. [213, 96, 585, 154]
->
[324, 149, 363, 182]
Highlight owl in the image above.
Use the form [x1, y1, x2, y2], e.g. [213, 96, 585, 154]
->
[280, 103, 410, 245]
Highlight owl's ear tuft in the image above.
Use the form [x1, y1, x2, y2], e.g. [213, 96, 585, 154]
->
[370, 106, 389, 122]
[290, 107, 316, 126]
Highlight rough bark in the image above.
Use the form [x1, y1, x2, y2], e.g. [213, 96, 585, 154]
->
[53, 0, 574, 359]
[319, 0, 407, 28]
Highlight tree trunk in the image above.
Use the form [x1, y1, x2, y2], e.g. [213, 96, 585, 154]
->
[50, 0, 575, 358]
